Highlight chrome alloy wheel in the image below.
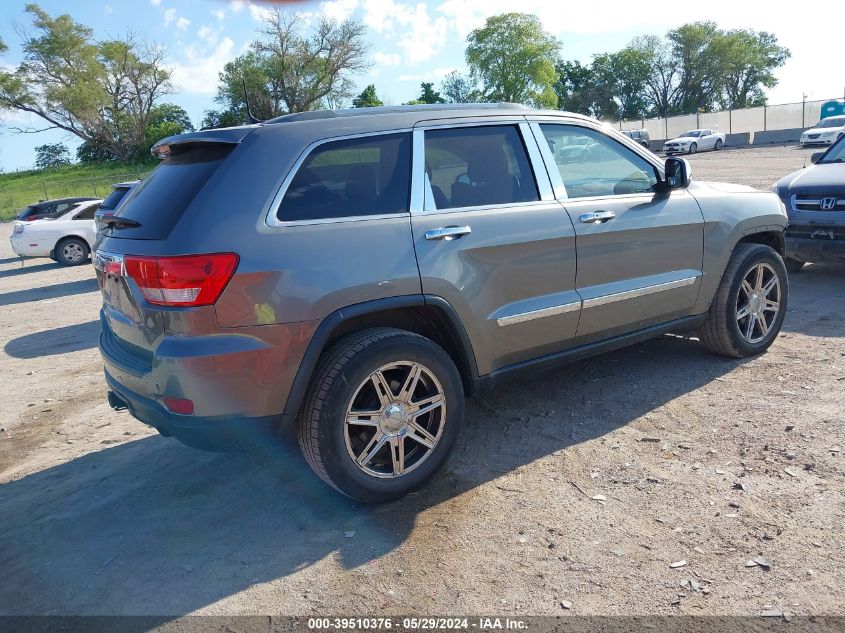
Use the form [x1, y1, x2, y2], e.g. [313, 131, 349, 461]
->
[344, 361, 446, 479]
[736, 262, 781, 344]
[62, 241, 85, 263]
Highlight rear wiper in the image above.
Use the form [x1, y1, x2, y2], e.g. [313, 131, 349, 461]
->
[100, 214, 141, 229]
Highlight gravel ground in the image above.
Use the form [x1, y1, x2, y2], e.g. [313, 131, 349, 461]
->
[0, 143, 843, 617]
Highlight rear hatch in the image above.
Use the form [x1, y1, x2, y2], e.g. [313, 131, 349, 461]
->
[94, 127, 255, 363]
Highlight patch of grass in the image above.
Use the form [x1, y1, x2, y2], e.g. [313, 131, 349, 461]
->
[0, 161, 158, 221]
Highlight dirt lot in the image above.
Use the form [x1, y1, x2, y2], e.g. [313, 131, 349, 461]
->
[1, 144, 843, 617]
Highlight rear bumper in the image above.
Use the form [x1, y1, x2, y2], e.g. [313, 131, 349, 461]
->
[105, 369, 285, 451]
[785, 236, 845, 263]
[9, 235, 49, 258]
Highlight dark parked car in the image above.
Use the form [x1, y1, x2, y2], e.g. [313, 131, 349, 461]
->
[16, 196, 96, 222]
[773, 136, 845, 271]
[93, 181, 139, 233]
[622, 129, 650, 148]
[95, 104, 789, 503]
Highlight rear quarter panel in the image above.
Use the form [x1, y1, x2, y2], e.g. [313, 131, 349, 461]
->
[688, 181, 787, 314]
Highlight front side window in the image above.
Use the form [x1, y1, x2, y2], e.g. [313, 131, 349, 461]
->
[278, 132, 411, 222]
[74, 205, 98, 220]
[424, 125, 539, 210]
[539, 124, 658, 199]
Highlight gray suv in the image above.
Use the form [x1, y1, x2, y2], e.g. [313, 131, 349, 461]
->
[94, 104, 789, 503]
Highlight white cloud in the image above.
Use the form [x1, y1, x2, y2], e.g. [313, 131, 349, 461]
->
[176, 16, 191, 30]
[150, 0, 161, 5]
[321, 0, 359, 22]
[248, 3, 274, 22]
[168, 37, 235, 95]
[163, 8, 177, 27]
[373, 51, 401, 67]
[229, 0, 245, 12]
[211, 9, 226, 21]
[360, 1, 449, 63]
[197, 25, 219, 45]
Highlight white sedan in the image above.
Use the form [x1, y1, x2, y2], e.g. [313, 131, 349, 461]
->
[663, 129, 726, 155]
[800, 115, 845, 146]
[10, 199, 101, 266]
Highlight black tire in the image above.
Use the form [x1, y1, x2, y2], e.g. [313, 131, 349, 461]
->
[715, 139, 723, 150]
[55, 237, 89, 266]
[699, 243, 788, 358]
[689, 142, 698, 154]
[297, 327, 464, 503]
[784, 257, 805, 273]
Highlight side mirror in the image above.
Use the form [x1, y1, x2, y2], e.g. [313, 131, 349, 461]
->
[810, 151, 824, 164]
[664, 157, 692, 189]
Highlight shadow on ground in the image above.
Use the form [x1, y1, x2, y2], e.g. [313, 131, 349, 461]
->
[782, 263, 845, 338]
[0, 278, 98, 307]
[0, 261, 65, 279]
[0, 334, 746, 615]
[4, 320, 100, 358]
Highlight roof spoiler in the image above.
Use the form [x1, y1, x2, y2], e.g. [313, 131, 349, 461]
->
[151, 126, 258, 159]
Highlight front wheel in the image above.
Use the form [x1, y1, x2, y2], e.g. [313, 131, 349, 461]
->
[689, 142, 698, 154]
[298, 328, 464, 503]
[56, 237, 89, 266]
[715, 139, 723, 150]
[699, 244, 788, 358]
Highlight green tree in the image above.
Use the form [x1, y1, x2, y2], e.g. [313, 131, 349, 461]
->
[629, 35, 679, 118]
[214, 10, 369, 120]
[201, 108, 243, 129]
[666, 22, 723, 113]
[141, 103, 194, 157]
[713, 29, 790, 109]
[352, 84, 383, 108]
[34, 142, 70, 169]
[465, 13, 560, 108]
[441, 71, 476, 103]
[590, 48, 651, 120]
[418, 82, 444, 104]
[554, 60, 597, 115]
[76, 141, 115, 163]
[0, 4, 171, 160]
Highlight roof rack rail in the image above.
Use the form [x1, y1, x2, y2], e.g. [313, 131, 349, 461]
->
[266, 102, 525, 124]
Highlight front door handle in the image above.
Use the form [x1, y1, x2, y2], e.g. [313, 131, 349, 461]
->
[424, 225, 472, 241]
[579, 210, 616, 224]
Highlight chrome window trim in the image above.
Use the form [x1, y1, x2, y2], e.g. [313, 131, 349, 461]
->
[496, 301, 581, 327]
[582, 276, 698, 309]
[411, 120, 552, 215]
[264, 128, 413, 228]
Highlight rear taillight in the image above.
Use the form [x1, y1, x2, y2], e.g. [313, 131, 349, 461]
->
[123, 253, 238, 307]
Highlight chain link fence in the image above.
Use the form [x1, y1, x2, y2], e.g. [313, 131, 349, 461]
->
[0, 167, 152, 221]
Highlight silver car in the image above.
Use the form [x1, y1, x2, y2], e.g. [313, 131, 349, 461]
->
[94, 103, 789, 503]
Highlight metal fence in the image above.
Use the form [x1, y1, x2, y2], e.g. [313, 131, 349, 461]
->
[0, 168, 152, 221]
[614, 97, 842, 140]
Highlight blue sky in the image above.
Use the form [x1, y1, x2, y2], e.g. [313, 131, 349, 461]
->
[1, 0, 844, 171]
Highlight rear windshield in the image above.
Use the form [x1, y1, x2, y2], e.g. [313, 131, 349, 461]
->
[100, 186, 130, 211]
[106, 144, 233, 239]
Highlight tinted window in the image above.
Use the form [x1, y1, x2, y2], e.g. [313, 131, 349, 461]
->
[100, 186, 130, 211]
[424, 126, 539, 210]
[74, 205, 98, 220]
[108, 145, 233, 239]
[279, 133, 411, 222]
[539, 124, 658, 199]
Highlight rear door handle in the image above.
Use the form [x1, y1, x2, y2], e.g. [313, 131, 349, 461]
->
[579, 211, 616, 224]
[424, 226, 472, 241]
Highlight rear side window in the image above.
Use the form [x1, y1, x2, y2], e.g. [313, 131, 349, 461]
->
[424, 125, 539, 210]
[278, 133, 411, 222]
[74, 205, 98, 220]
[109, 144, 233, 239]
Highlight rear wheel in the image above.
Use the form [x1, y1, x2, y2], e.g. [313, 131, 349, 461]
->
[689, 142, 698, 154]
[699, 244, 788, 358]
[55, 237, 89, 266]
[784, 257, 805, 273]
[298, 327, 464, 503]
[715, 139, 723, 150]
